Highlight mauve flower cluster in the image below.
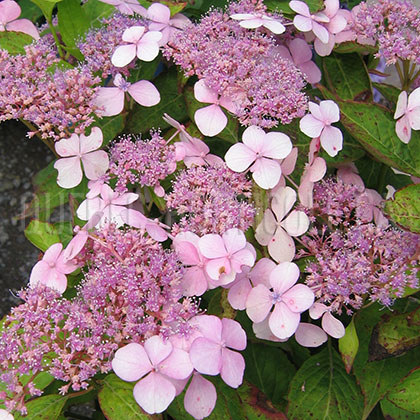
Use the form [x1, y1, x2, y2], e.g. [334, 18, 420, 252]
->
[79, 13, 145, 78]
[164, 1, 308, 128]
[351, 0, 420, 65]
[166, 163, 255, 236]
[0, 35, 101, 140]
[299, 179, 420, 313]
[108, 131, 177, 195]
[0, 225, 198, 413]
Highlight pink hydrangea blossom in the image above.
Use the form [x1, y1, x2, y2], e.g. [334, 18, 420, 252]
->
[111, 25, 162, 67]
[246, 262, 314, 339]
[300, 100, 343, 157]
[394, 88, 420, 144]
[29, 243, 78, 294]
[230, 12, 285, 34]
[256, 187, 310, 262]
[275, 38, 321, 84]
[98, 0, 146, 15]
[224, 125, 292, 189]
[95, 73, 160, 117]
[298, 156, 327, 208]
[309, 302, 345, 338]
[294, 323, 328, 347]
[198, 228, 256, 285]
[54, 127, 109, 189]
[189, 315, 247, 388]
[0, 0, 39, 39]
[76, 184, 139, 227]
[194, 80, 237, 137]
[112, 336, 193, 414]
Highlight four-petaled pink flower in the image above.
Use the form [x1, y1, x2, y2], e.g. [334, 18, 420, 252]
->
[246, 262, 314, 339]
[225, 125, 292, 189]
[300, 100, 343, 157]
[256, 186, 310, 262]
[0, 0, 39, 39]
[289, 0, 330, 44]
[111, 25, 162, 67]
[98, 0, 146, 15]
[198, 228, 256, 285]
[29, 243, 78, 294]
[230, 13, 285, 34]
[194, 80, 237, 137]
[54, 127, 109, 189]
[309, 302, 345, 339]
[394, 88, 420, 144]
[112, 336, 193, 414]
[77, 184, 139, 228]
[95, 73, 160, 117]
[189, 315, 247, 388]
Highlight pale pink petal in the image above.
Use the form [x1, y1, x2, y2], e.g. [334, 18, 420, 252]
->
[255, 209, 277, 246]
[205, 257, 231, 280]
[81, 151, 109, 181]
[320, 125, 343, 157]
[293, 15, 312, 32]
[143, 336, 172, 366]
[319, 100, 340, 123]
[271, 186, 297, 222]
[281, 210, 309, 236]
[298, 178, 314, 208]
[309, 302, 328, 319]
[251, 158, 282, 190]
[6, 18, 39, 39]
[275, 45, 293, 62]
[295, 323, 328, 347]
[55, 134, 80, 157]
[231, 247, 255, 273]
[322, 312, 345, 338]
[269, 301, 301, 339]
[252, 317, 285, 342]
[219, 94, 238, 114]
[122, 26, 146, 42]
[238, 18, 263, 29]
[194, 79, 218, 104]
[112, 343, 152, 381]
[262, 19, 286, 34]
[159, 348, 193, 380]
[269, 261, 300, 294]
[194, 104, 227, 137]
[192, 315, 222, 343]
[312, 21, 330, 44]
[309, 157, 327, 182]
[127, 80, 160, 107]
[281, 147, 298, 176]
[241, 125, 266, 153]
[198, 234, 227, 259]
[282, 284, 315, 313]
[170, 13, 190, 30]
[289, 1, 310, 17]
[54, 157, 83, 189]
[224, 143, 256, 172]
[173, 239, 201, 265]
[145, 223, 168, 242]
[63, 232, 88, 261]
[328, 14, 347, 34]
[299, 60, 322, 84]
[396, 115, 412, 143]
[111, 44, 137, 67]
[136, 38, 161, 62]
[95, 87, 125, 117]
[147, 3, 170, 23]
[250, 258, 276, 288]
[111, 192, 139, 205]
[314, 36, 335, 57]
[133, 372, 176, 414]
[408, 108, 420, 130]
[245, 284, 273, 323]
[308, 102, 323, 120]
[220, 348, 245, 388]
[182, 267, 209, 296]
[289, 38, 312, 64]
[76, 197, 104, 221]
[230, 13, 255, 20]
[221, 318, 246, 350]
[408, 87, 420, 109]
[228, 278, 252, 310]
[29, 260, 52, 288]
[47, 271, 67, 294]
[268, 227, 296, 262]
[79, 127, 103, 154]
[394, 91, 408, 119]
[0, 0, 21, 23]
[300, 114, 324, 138]
[324, 0, 339, 17]
[184, 373, 217, 420]
[189, 338, 222, 375]
[222, 228, 247, 255]
[261, 132, 292, 159]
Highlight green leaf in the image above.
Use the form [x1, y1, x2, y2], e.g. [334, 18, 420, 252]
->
[368, 307, 420, 361]
[57, 0, 90, 52]
[98, 374, 157, 420]
[384, 184, 420, 233]
[82, 0, 114, 27]
[127, 67, 188, 134]
[14, 395, 68, 420]
[93, 114, 124, 146]
[24, 220, 61, 251]
[387, 368, 420, 413]
[243, 342, 296, 405]
[322, 52, 372, 101]
[338, 317, 359, 374]
[373, 82, 401, 105]
[18, 0, 44, 21]
[0, 31, 34, 54]
[381, 398, 419, 420]
[333, 41, 377, 55]
[287, 345, 364, 420]
[318, 91, 420, 177]
[30, 0, 62, 20]
[54, 221, 74, 246]
[265, 0, 323, 14]
[206, 289, 236, 319]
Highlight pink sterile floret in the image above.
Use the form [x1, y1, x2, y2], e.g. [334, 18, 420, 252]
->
[298, 156, 327, 208]
[0, 0, 39, 39]
[54, 127, 109, 189]
[29, 243, 79, 294]
[198, 228, 256, 286]
[98, 0, 146, 15]
[225, 125, 292, 190]
[394, 88, 420, 144]
[95, 73, 160, 117]
[111, 25, 162, 67]
[193, 80, 237, 137]
[230, 12, 285, 34]
[112, 336, 193, 414]
[309, 302, 345, 338]
[299, 100, 343, 157]
[294, 323, 328, 347]
[256, 186, 310, 263]
[76, 184, 139, 228]
[189, 315, 247, 388]
[246, 262, 314, 340]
